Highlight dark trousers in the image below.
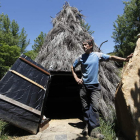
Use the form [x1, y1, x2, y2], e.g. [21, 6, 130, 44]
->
[79, 84, 101, 131]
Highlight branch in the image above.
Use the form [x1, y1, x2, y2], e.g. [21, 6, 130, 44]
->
[99, 40, 108, 52]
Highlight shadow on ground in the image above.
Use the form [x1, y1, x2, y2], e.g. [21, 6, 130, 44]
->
[69, 121, 84, 129]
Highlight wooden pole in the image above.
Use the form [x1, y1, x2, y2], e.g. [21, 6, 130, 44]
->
[0, 94, 41, 115]
[9, 70, 46, 91]
[19, 57, 50, 76]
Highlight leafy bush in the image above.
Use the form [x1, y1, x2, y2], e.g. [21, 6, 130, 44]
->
[0, 120, 9, 140]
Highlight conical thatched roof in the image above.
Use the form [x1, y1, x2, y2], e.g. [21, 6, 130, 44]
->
[35, 2, 97, 71]
[35, 2, 120, 121]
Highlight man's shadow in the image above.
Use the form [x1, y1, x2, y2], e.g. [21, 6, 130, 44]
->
[69, 121, 89, 140]
[68, 121, 85, 129]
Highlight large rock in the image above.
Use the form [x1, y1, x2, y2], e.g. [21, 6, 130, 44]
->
[115, 38, 140, 140]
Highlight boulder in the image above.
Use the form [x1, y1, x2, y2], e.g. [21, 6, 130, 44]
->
[115, 38, 140, 140]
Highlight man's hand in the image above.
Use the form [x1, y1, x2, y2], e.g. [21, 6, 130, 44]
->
[126, 53, 133, 61]
[71, 66, 83, 85]
[76, 78, 83, 85]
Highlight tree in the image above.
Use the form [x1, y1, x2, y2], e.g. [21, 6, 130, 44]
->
[0, 14, 13, 46]
[0, 14, 3, 43]
[0, 43, 21, 79]
[112, 0, 140, 58]
[24, 50, 38, 60]
[0, 14, 30, 53]
[18, 27, 30, 53]
[80, 20, 94, 35]
[10, 19, 19, 46]
[32, 31, 46, 53]
[25, 31, 46, 60]
[0, 13, 30, 78]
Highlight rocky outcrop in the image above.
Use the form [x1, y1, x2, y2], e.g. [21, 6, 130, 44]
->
[115, 38, 140, 140]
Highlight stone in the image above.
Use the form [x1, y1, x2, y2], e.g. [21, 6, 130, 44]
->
[115, 38, 140, 140]
[55, 134, 67, 140]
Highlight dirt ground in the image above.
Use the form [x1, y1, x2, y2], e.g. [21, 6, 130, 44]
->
[13, 118, 92, 140]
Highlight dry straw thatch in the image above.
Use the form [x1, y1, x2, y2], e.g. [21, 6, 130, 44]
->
[35, 2, 120, 121]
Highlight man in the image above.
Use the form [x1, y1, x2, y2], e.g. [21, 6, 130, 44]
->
[71, 39, 133, 139]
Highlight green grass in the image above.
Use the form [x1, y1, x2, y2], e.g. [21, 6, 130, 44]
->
[0, 120, 9, 140]
[99, 117, 116, 140]
[0, 120, 30, 140]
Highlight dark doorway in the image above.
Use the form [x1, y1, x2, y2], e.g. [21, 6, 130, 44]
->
[44, 73, 82, 119]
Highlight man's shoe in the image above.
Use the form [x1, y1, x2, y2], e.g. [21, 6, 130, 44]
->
[82, 124, 88, 136]
[89, 127, 104, 139]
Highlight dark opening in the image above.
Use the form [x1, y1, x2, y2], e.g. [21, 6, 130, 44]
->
[44, 72, 82, 119]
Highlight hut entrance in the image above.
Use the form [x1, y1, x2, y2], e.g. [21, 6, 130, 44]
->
[44, 72, 82, 119]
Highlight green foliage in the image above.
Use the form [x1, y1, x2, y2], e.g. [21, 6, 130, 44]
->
[24, 50, 38, 60]
[11, 20, 19, 37]
[99, 117, 116, 140]
[32, 31, 46, 53]
[25, 31, 46, 60]
[0, 43, 21, 79]
[0, 13, 30, 78]
[80, 20, 94, 35]
[0, 14, 13, 45]
[112, 0, 140, 58]
[18, 28, 30, 53]
[3, 14, 10, 33]
[0, 14, 30, 52]
[10, 19, 20, 46]
[0, 120, 9, 140]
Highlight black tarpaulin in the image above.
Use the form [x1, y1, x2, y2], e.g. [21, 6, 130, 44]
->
[0, 54, 50, 134]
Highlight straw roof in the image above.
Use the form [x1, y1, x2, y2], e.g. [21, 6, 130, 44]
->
[35, 2, 98, 71]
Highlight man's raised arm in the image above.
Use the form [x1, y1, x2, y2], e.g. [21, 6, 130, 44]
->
[109, 53, 133, 62]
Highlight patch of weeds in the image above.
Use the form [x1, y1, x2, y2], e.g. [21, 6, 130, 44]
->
[0, 120, 30, 140]
[99, 117, 116, 140]
[0, 120, 9, 140]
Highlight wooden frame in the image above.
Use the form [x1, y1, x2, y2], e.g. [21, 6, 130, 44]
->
[10, 70, 46, 91]
[19, 57, 50, 76]
[0, 94, 41, 115]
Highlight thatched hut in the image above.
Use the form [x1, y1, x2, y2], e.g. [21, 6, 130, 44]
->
[35, 2, 120, 121]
